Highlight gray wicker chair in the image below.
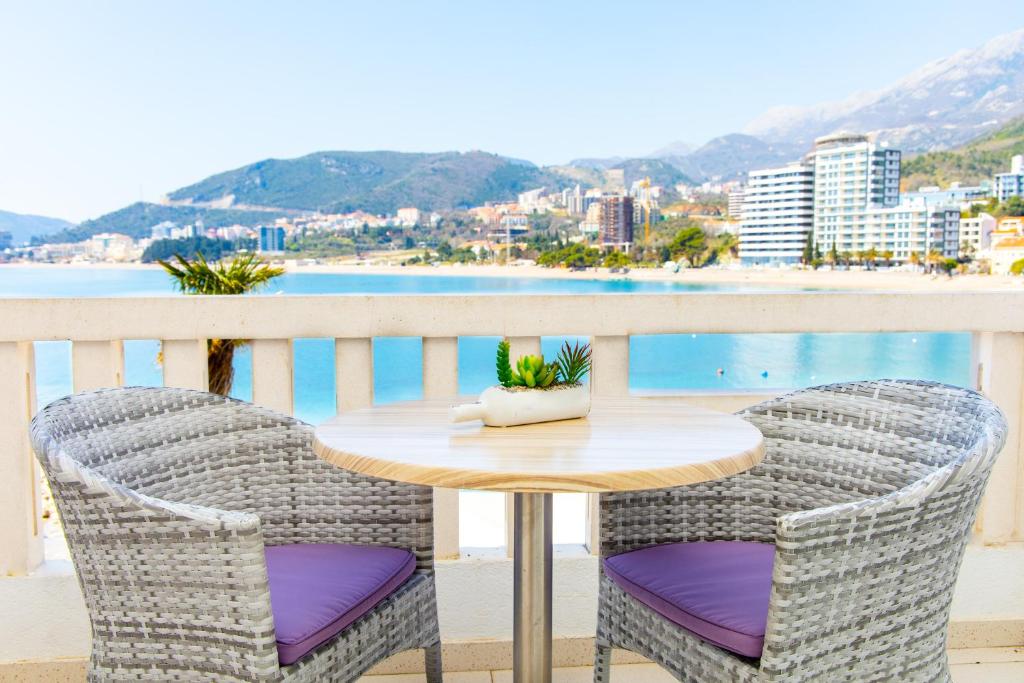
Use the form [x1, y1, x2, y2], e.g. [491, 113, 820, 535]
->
[594, 380, 1007, 683]
[30, 387, 443, 682]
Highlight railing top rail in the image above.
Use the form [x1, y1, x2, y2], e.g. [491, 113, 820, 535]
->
[3, 291, 1023, 341]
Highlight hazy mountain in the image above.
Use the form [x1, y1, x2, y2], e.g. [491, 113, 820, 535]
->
[661, 134, 804, 181]
[564, 156, 627, 170]
[169, 150, 563, 215]
[901, 115, 1024, 190]
[35, 202, 293, 244]
[646, 141, 694, 158]
[608, 158, 694, 188]
[0, 210, 75, 246]
[744, 28, 1024, 151]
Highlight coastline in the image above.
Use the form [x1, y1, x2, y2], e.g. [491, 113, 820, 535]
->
[2, 260, 1022, 291]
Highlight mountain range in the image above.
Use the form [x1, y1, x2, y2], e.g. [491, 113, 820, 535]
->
[0, 210, 74, 246]
[743, 28, 1024, 151]
[18, 27, 1024, 244]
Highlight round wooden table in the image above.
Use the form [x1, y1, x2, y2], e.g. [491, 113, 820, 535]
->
[313, 396, 765, 683]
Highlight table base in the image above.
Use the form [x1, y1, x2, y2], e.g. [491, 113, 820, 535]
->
[513, 492, 552, 683]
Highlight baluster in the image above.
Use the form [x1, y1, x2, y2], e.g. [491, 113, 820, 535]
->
[251, 339, 294, 415]
[335, 337, 373, 411]
[72, 340, 125, 392]
[974, 331, 1024, 543]
[586, 335, 630, 554]
[162, 339, 209, 390]
[0, 342, 42, 574]
[423, 336, 460, 559]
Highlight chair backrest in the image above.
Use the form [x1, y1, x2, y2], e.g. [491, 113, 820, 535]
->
[31, 387, 436, 562]
[598, 379, 1007, 557]
[740, 379, 1006, 521]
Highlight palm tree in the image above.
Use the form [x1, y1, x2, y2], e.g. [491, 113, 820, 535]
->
[881, 250, 894, 268]
[864, 247, 879, 271]
[926, 248, 944, 274]
[159, 252, 285, 395]
[909, 251, 922, 271]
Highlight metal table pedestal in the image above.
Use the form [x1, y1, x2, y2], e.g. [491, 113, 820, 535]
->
[512, 492, 553, 683]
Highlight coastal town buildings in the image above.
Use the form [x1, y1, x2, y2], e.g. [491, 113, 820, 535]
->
[994, 154, 1024, 202]
[396, 208, 421, 227]
[89, 233, 136, 261]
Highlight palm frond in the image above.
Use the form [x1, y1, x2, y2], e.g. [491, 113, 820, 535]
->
[158, 251, 285, 295]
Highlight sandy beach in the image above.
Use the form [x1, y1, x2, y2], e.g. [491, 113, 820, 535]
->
[4, 260, 1022, 291]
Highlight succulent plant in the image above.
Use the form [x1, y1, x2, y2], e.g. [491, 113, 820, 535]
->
[496, 339, 513, 387]
[514, 354, 557, 388]
[496, 338, 590, 389]
[555, 340, 592, 385]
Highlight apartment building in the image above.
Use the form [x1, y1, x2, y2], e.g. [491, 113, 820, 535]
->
[598, 196, 634, 249]
[959, 213, 997, 256]
[994, 155, 1024, 202]
[727, 188, 744, 219]
[738, 162, 814, 264]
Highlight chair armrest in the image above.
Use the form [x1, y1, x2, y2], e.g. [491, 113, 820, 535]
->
[758, 466, 984, 680]
[44, 450, 281, 681]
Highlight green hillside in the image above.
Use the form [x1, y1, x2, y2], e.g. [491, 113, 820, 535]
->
[901, 117, 1024, 190]
[36, 203, 290, 243]
[609, 158, 694, 188]
[168, 150, 562, 214]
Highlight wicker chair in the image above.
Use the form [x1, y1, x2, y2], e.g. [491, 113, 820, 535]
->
[30, 387, 443, 682]
[593, 380, 1007, 683]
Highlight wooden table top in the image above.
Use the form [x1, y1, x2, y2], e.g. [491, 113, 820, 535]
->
[313, 397, 765, 493]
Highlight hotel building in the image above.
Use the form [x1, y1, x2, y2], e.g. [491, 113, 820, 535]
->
[811, 133, 902, 253]
[738, 162, 814, 264]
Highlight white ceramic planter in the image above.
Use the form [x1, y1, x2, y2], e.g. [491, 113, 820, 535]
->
[450, 384, 591, 427]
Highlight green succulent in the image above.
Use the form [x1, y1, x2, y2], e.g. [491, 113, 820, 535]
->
[512, 354, 557, 388]
[555, 340, 592, 385]
[496, 339, 513, 387]
[495, 339, 588, 389]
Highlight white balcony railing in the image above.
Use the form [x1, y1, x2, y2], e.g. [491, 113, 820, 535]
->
[2, 291, 1023, 576]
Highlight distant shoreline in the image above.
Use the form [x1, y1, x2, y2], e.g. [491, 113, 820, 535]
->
[2, 260, 1022, 292]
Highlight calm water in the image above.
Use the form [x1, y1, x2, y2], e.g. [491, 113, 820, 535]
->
[8, 266, 971, 547]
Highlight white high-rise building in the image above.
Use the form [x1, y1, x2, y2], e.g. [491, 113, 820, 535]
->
[808, 132, 959, 261]
[811, 133, 901, 254]
[994, 154, 1024, 202]
[738, 162, 814, 264]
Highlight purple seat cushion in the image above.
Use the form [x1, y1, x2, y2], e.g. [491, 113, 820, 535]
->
[604, 541, 774, 658]
[265, 543, 416, 665]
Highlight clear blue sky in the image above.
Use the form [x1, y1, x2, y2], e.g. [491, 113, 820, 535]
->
[2, 0, 1024, 222]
